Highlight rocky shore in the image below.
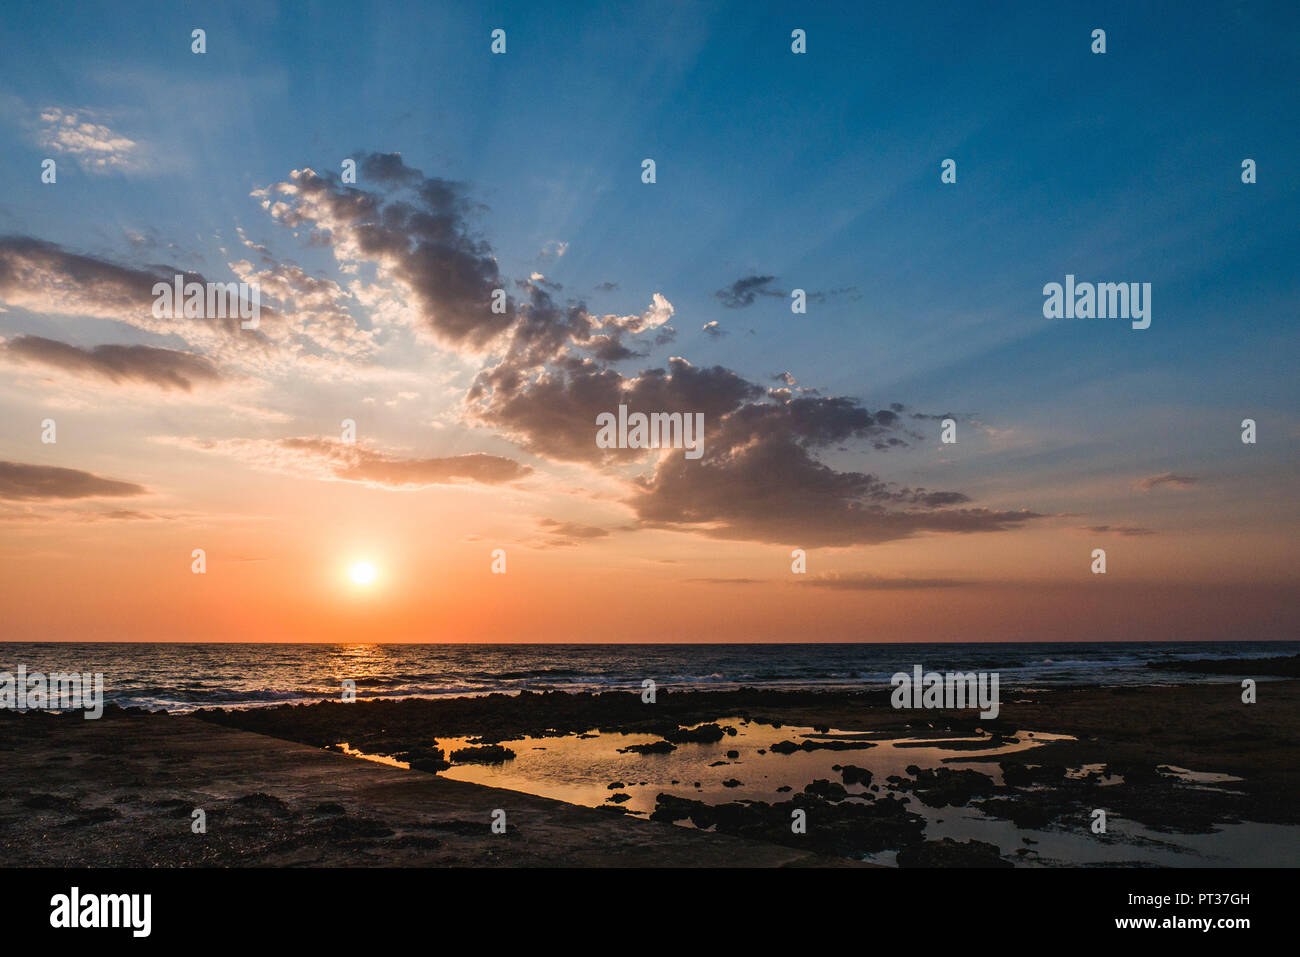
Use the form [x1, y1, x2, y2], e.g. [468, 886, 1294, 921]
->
[1, 678, 1295, 866]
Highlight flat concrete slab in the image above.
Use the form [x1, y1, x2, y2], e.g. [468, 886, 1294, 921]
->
[0, 713, 854, 867]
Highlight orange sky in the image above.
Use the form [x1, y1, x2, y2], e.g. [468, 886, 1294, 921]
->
[2, 449, 1296, 641]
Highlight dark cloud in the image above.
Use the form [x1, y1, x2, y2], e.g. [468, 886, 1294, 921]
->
[275, 438, 531, 488]
[626, 392, 1037, 546]
[538, 518, 611, 539]
[910, 410, 966, 421]
[632, 434, 1038, 546]
[801, 574, 975, 590]
[713, 277, 859, 309]
[470, 356, 762, 464]
[263, 156, 515, 349]
[255, 157, 1043, 549]
[469, 327, 1036, 546]
[89, 509, 161, 522]
[1136, 472, 1198, 491]
[715, 275, 779, 308]
[172, 436, 530, 489]
[0, 462, 147, 500]
[0, 236, 277, 348]
[1083, 525, 1156, 536]
[584, 334, 642, 361]
[3, 335, 223, 390]
[358, 152, 426, 186]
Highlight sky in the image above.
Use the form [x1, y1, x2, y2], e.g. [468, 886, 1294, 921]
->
[0, 1, 1296, 642]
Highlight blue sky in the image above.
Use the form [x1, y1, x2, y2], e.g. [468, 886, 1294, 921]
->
[4, 1, 1295, 404]
[0, 1, 1296, 640]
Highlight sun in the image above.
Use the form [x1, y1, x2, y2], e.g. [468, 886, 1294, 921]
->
[349, 561, 378, 586]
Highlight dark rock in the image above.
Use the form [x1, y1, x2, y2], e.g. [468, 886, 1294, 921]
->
[316, 816, 394, 839]
[770, 739, 876, 754]
[59, 807, 121, 827]
[892, 767, 997, 808]
[804, 779, 849, 801]
[618, 740, 676, 755]
[1000, 761, 1067, 787]
[233, 792, 294, 817]
[839, 765, 873, 787]
[448, 744, 516, 764]
[664, 723, 726, 744]
[897, 838, 1011, 868]
[650, 790, 926, 856]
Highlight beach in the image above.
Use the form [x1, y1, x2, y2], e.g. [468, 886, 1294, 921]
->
[3, 670, 1296, 868]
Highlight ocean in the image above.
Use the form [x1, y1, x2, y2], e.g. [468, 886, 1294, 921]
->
[1, 640, 1293, 713]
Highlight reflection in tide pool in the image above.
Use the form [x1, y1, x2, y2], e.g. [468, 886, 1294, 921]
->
[342, 718, 1293, 867]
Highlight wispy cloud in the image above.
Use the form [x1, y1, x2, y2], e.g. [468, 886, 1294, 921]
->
[36, 108, 144, 173]
[0, 461, 147, 500]
[801, 573, 978, 590]
[715, 275, 780, 309]
[2, 335, 223, 391]
[165, 436, 531, 490]
[1135, 472, 1198, 491]
[1082, 524, 1156, 537]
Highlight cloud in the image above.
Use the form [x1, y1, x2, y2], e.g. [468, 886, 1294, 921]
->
[1082, 524, 1156, 536]
[537, 518, 611, 542]
[2, 335, 223, 391]
[0, 237, 280, 360]
[0, 462, 147, 500]
[0, 234, 387, 373]
[36, 108, 143, 173]
[633, 440, 1038, 546]
[715, 275, 779, 308]
[625, 391, 1038, 546]
[169, 436, 530, 489]
[1136, 472, 1198, 491]
[254, 155, 515, 350]
[468, 322, 1034, 547]
[247, 155, 1044, 548]
[598, 293, 674, 336]
[713, 276, 858, 309]
[229, 234, 374, 359]
[97, 509, 161, 521]
[681, 573, 980, 589]
[701, 320, 726, 338]
[471, 355, 763, 464]
[801, 573, 976, 590]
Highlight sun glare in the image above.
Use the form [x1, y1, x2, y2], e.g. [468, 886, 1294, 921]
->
[349, 562, 378, 586]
